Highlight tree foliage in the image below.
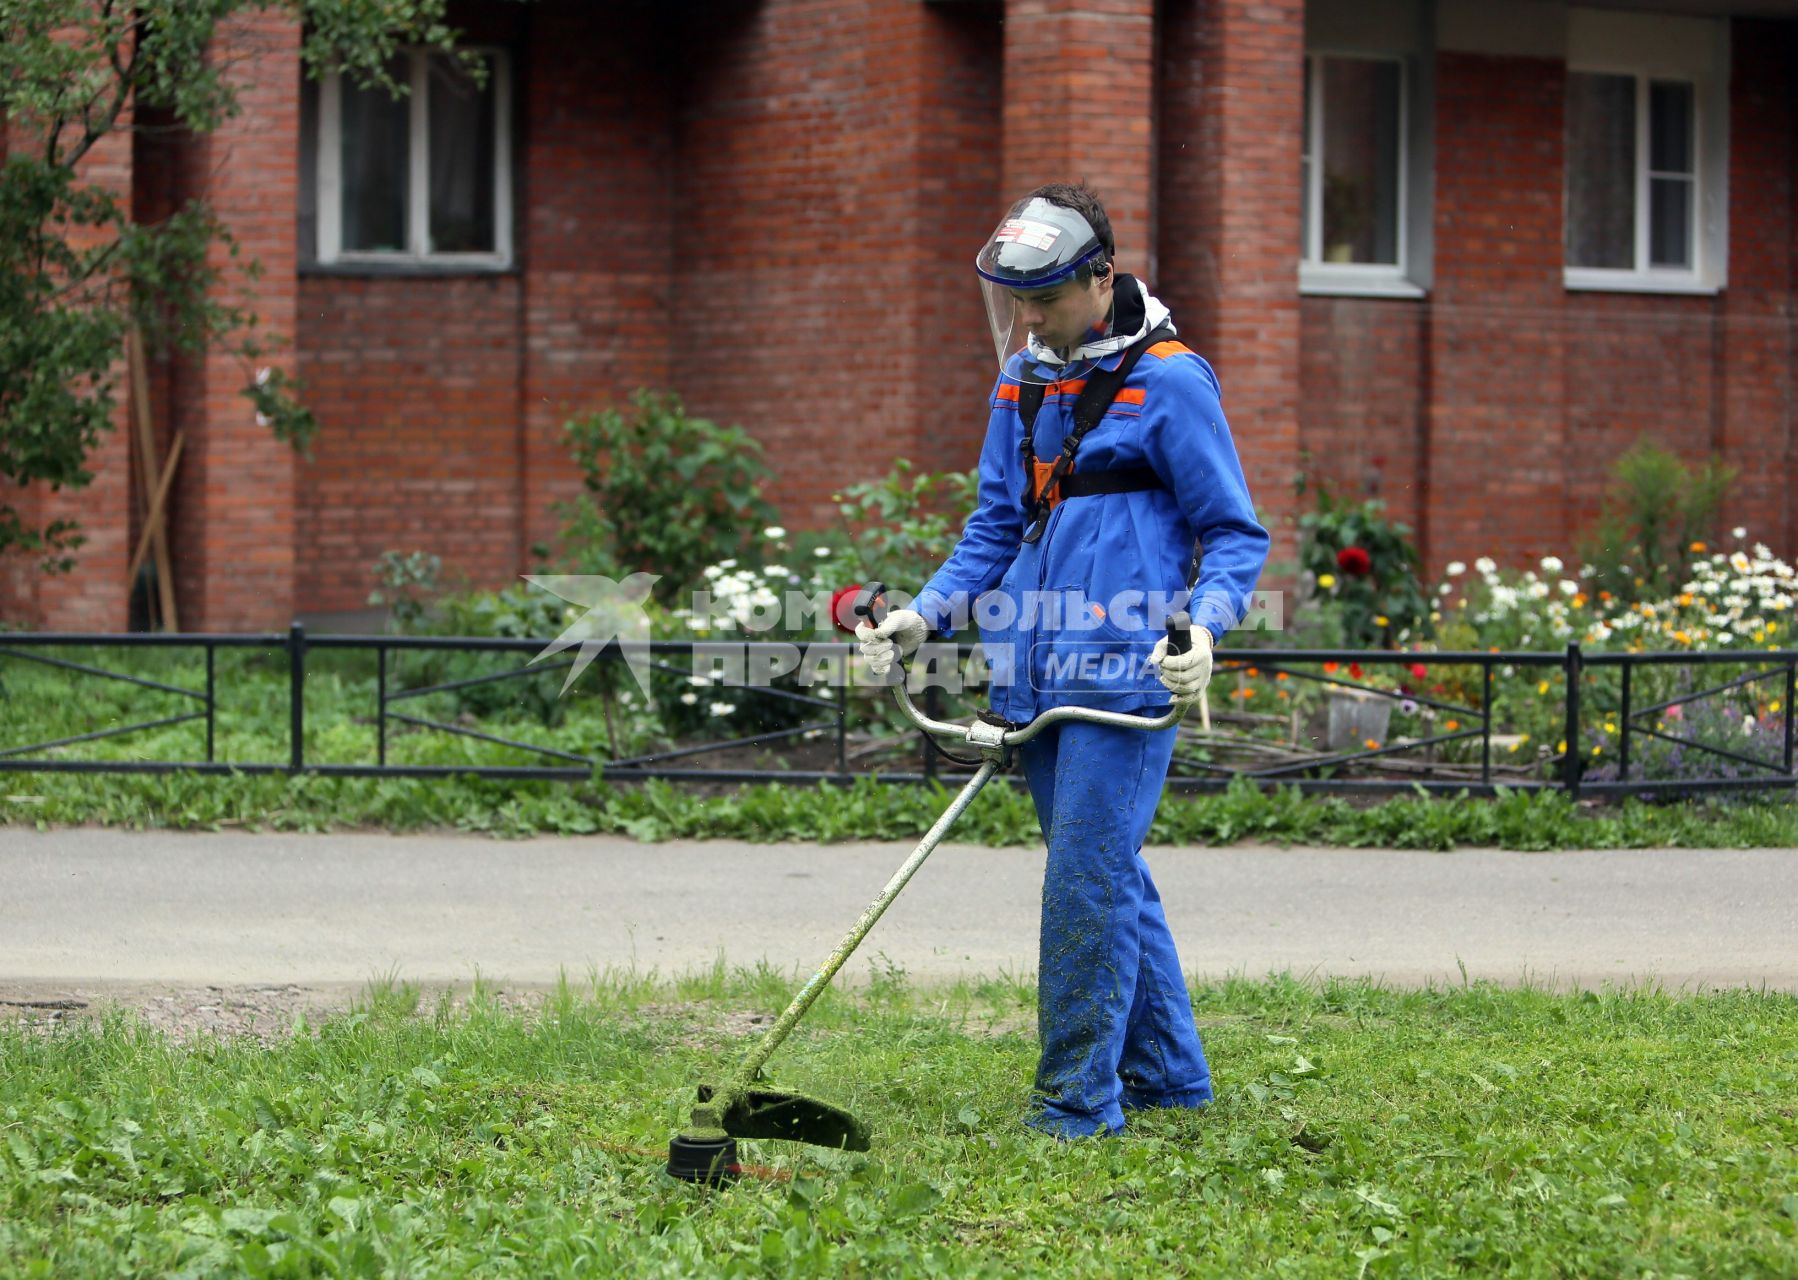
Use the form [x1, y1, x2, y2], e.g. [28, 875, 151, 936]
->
[0, 0, 467, 570]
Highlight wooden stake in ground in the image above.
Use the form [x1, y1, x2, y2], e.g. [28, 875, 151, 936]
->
[127, 330, 178, 631]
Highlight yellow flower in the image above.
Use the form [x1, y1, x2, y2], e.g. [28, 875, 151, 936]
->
[1640, 604, 1655, 618]
[1374, 615, 1390, 627]
[1771, 701, 1783, 714]
[1591, 743, 1603, 756]
[1689, 541, 1707, 553]
[1508, 739, 1521, 752]
[1573, 593, 1587, 608]
[1364, 738, 1381, 750]
[1679, 593, 1693, 607]
[1603, 723, 1616, 733]
[1556, 739, 1568, 755]
[1317, 573, 1337, 589]
[1537, 680, 1550, 696]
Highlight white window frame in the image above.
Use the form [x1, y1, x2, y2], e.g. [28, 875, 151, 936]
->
[1300, 51, 1425, 299]
[1563, 9, 1727, 295]
[316, 47, 513, 269]
[1564, 72, 1707, 292]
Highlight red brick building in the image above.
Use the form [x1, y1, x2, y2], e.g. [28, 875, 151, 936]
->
[5, 0, 1795, 630]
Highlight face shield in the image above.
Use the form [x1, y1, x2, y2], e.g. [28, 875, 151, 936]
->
[974, 196, 1107, 371]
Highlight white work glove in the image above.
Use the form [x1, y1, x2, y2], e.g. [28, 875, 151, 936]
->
[855, 609, 929, 678]
[1149, 626, 1214, 703]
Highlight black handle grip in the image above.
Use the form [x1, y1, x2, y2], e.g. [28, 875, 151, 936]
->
[1166, 611, 1193, 656]
[851, 581, 889, 628]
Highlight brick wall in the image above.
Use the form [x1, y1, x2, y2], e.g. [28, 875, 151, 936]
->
[1304, 22, 1797, 576]
[1424, 51, 1568, 571]
[670, 0, 1003, 529]
[1298, 299, 1426, 532]
[1160, 0, 1306, 554]
[520, 1, 676, 560]
[18, 2, 1797, 629]
[295, 277, 525, 610]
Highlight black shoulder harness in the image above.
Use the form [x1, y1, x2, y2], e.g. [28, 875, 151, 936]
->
[1015, 322, 1176, 544]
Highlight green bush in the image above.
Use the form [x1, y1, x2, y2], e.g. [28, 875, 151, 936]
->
[1294, 477, 1431, 648]
[1579, 438, 1735, 605]
[817, 460, 978, 596]
[559, 390, 780, 601]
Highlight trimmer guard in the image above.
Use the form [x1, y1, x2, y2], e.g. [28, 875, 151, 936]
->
[699, 1083, 872, 1152]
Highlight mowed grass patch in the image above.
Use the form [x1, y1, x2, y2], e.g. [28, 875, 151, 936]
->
[2, 974, 1795, 1277]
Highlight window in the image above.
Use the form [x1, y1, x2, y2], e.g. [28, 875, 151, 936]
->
[1562, 9, 1727, 294]
[1566, 73, 1698, 274]
[1300, 54, 1423, 297]
[309, 49, 512, 268]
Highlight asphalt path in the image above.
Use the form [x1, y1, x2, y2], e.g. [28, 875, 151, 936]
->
[3, 829, 1795, 992]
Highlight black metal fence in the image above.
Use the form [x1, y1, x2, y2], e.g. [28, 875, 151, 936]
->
[1, 626, 1794, 799]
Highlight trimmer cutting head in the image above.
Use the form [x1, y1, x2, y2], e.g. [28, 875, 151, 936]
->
[666, 1084, 871, 1185]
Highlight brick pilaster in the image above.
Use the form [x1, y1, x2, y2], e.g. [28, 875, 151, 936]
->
[1426, 51, 1568, 571]
[1159, 0, 1305, 548]
[168, 14, 300, 630]
[1723, 20, 1795, 553]
[1002, 0, 1157, 277]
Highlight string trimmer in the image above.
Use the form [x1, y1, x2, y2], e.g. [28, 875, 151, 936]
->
[666, 582, 1193, 1183]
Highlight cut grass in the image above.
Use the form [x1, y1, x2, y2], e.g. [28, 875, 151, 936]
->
[2, 974, 1795, 1276]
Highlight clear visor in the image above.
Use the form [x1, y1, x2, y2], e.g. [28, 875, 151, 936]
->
[980, 278, 1029, 372]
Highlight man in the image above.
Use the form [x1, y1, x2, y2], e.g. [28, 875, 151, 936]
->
[857, 183, 1268, 1138]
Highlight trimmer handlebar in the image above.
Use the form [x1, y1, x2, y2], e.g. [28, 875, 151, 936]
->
[852, 580, 1193, 747]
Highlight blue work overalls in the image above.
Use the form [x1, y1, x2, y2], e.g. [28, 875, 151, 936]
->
[914, 327, 1268, 1136]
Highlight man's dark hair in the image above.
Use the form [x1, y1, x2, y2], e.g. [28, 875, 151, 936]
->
[1026, 181, 1114, 280]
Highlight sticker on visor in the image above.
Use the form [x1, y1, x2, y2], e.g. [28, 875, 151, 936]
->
[992, 219, 1063, 252]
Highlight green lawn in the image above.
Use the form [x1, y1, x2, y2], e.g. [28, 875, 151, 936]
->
[3, 975, 1795, 1276]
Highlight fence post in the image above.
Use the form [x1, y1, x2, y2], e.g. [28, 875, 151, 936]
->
[1619, 660, 1632, 784]
[205, 643, 216, 764]
[1563, 642, 1582, 800]
[1480, 661, 1493, 785]
[923, 684, 941, 784]
[1785, 655, 1795, 779]
[288, 622, 306, 774]
[835, 674, 847, 779]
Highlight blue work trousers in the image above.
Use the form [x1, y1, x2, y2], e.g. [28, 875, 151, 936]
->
[1019, 716, 1213, 1137]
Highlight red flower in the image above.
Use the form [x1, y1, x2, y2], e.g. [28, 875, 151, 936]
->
[829, 584, 866, 635]
[1336, 546, 1373, 577]
[1409, 663, 1428, 680]
[1349, 662, 1365, 680]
